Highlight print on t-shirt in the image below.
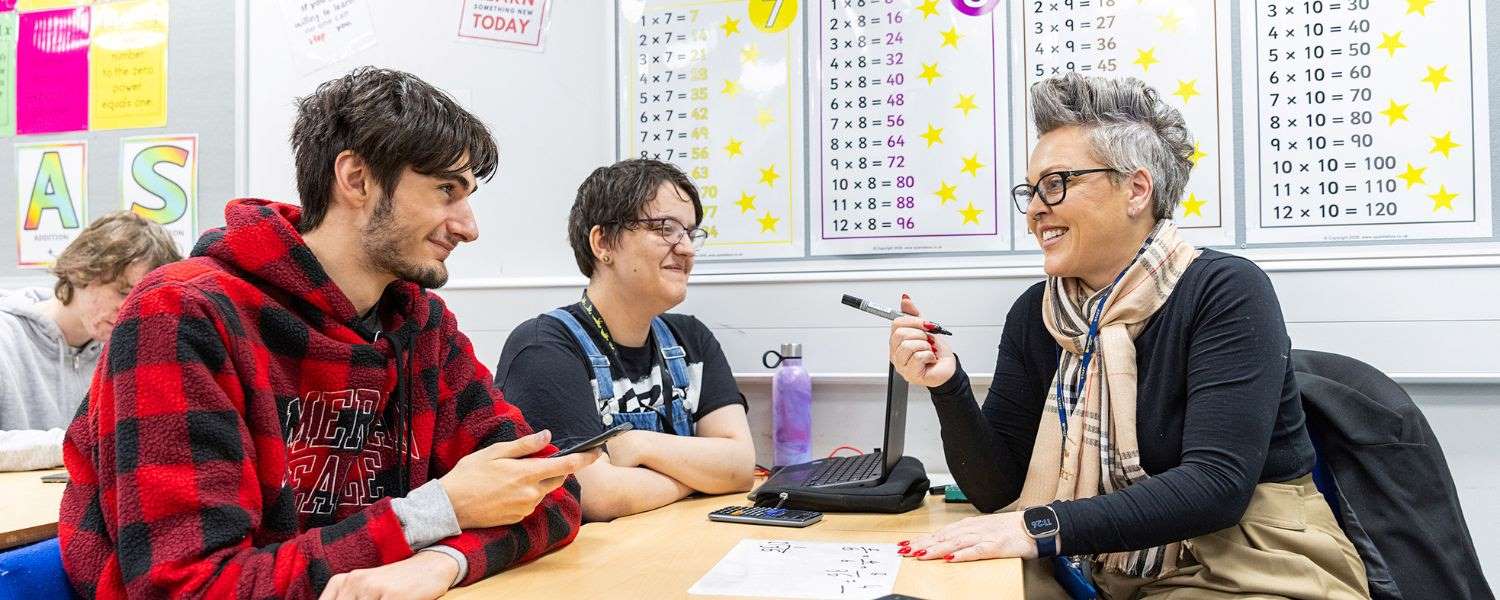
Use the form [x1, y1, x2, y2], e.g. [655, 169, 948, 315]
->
[595, 362, 704, 426]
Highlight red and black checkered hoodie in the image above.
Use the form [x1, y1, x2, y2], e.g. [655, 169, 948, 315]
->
[59, 199, 581, 598]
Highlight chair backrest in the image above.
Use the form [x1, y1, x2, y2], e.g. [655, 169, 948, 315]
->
[1293, 349, 1494, 600]
[0, 537, 76, 599]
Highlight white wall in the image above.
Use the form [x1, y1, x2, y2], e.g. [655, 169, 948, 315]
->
[242, 1, 1498, 583]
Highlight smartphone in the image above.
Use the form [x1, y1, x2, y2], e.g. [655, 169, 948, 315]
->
[40, 472, 70, 483]
[552, 422, 633, 457]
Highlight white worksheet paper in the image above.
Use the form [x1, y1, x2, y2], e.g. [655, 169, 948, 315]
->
[689, 539, 900, 599]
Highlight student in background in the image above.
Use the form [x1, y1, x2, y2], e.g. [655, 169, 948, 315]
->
[496, 159, 755, 522]
[0, 211, 180, 471]
[888, 73, 1369, 599]
[60, 67, 594, 599]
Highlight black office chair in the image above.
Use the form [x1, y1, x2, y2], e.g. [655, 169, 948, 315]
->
[1293, 349, 1493, 600]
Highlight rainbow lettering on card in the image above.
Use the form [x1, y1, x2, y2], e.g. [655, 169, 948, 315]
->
[24, 149, 82, 229]
[128, 143, 189, 223]
[120, 134, 197, 256]
[15, 140, 88, 268]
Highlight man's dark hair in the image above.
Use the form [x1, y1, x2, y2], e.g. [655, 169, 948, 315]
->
[290, 66, 499, 232]
[568, 159, 702, 277]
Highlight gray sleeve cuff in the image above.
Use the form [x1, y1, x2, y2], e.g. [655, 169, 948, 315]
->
[390, 479, 462, 551]
[420, 545, 468, 588]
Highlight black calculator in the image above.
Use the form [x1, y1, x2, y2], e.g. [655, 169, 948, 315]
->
[708, 505, 823, 527]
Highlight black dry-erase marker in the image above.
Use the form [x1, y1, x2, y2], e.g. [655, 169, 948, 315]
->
[841, 294, 952, 335]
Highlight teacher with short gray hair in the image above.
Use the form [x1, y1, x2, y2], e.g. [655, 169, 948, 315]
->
[887, 73, 1369, 599]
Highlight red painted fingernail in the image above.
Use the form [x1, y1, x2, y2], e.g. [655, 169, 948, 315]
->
[898, 540, 909, 546]
[922, 321, 935, 331]
[944, 555, 955, 562]
[897, 547, 910, 555]
[913, 550, 927, 557]
[930, 343, 938, 353]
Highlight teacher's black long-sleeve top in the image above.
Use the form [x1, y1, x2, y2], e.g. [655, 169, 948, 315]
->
[930, 249, 1315, 556]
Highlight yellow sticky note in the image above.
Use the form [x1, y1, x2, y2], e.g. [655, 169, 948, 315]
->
[16, 0, 91, 10]
[89, 0, 167, 131]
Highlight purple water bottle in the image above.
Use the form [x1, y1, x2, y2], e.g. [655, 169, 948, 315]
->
[763, 343, 812, 467]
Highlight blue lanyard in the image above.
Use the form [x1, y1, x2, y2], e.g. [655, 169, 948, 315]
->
[1053, 234, 1157, 442]
[1055, 290, 1110, 441]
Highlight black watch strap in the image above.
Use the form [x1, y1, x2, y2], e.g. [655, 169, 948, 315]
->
[1035, 533, 1058, 558]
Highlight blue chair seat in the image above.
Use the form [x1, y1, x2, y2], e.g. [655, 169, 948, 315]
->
[0, 537, 75, 599]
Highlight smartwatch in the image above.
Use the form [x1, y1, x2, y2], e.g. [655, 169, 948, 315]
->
[1022, 505, 1061, 558]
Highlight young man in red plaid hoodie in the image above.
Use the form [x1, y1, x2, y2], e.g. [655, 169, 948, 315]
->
[58, 67, 595, 599]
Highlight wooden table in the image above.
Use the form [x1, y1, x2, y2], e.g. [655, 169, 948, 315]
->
[446, 493, 1023, 599]
[0, 469, 67, 550]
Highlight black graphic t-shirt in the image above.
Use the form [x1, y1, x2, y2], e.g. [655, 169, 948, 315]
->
[495, 304, 746, 447]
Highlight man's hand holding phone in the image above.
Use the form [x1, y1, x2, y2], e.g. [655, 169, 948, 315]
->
[553, 422, 634, 457]
[438, 429, 598, 530]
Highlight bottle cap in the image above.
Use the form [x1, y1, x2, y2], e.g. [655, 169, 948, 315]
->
[780, 343, 802, 358]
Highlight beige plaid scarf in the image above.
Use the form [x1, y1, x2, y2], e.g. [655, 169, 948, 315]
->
[1019, 220, 1198, 578]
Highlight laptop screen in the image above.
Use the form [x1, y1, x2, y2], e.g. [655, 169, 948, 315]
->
[881, 364, 908, 475]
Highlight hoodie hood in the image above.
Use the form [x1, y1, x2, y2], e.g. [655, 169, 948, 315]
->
[0, 286, 102, 430]
[192, 199, 427, 335]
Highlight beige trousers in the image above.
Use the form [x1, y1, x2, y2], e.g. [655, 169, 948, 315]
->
[1025, 475, 1370, 599]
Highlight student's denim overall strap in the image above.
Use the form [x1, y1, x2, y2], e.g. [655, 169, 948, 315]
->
[650, 317, 691, 394]
[649, 317, 695, 436]
[544, 309, 615, 401]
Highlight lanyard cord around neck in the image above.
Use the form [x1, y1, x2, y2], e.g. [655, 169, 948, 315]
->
[579, 291, 681, 429]
[1053, 234, 1156, 443]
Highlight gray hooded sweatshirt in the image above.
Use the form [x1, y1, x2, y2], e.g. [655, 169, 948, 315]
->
[0, 287, 102, 470]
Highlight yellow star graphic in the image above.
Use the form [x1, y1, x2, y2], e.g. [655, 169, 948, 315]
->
[920, 123, 945, 147]
[1157, 9, 1182, 32]
[1379, 99, 1409, 125]
[953, 93, 978, 117]
[1172, 79, 1199, 104]
[958, 201, 984, 225]
[1134, 47, 1159, 72]
[723, 137, 744, 158]
[757, 212, 780, 233]
[918, 62, 942, 86]
[755, 107, 775, 127]
[933, 181, 958, 205]
[1420, 65, 1452, 92]
[1429, 185, 1457, 211]
[1180, 193, 1206, 217]
[916, 0, 939, 19]
[740, 44, 760, 64]
[720, 16, 740, 37]
[758, 164, 780, 187]
[735, 192, 757, 213]
[1406, 0, 1434, 15]
[1189, 144, 1208, 167]
[960, 153, 985, 177]
[939, 26, 962, 49]
[1430, 131, 1461, 158]
[1397, 163, 1427, 189]
[721, 79, 740, 96]
[1377, 31, 1406, 58]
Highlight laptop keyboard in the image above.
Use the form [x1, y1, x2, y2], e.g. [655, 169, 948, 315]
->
[802, 453, 883, 487]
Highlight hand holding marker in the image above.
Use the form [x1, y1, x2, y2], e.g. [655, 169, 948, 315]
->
[841, 294, 952, 335]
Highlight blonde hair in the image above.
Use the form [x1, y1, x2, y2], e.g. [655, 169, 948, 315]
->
[51, 211, 182, 304]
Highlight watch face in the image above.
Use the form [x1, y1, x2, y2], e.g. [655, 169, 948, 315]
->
[1023, 506, 1059, 536]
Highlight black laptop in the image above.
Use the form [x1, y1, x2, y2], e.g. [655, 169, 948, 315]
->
[761, 364, 908, 489]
